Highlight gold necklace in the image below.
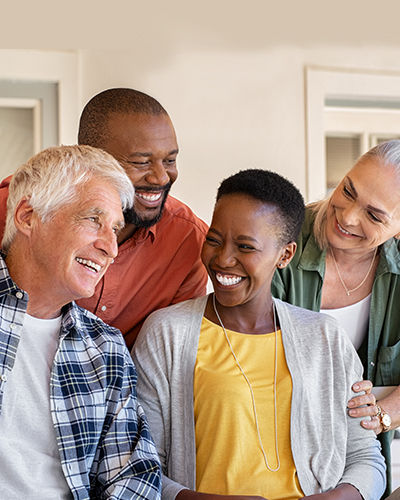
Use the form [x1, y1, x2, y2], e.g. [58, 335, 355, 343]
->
[212, 293, 280, 472]
[329, 246, 377, 296]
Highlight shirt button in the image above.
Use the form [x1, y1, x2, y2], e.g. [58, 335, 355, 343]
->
[15, 291, 23, 299]
[370, 361, 375, 366]
[1, 374, 7, 382]
[9, 323, 16, 330]
[101, 305, 107, 312]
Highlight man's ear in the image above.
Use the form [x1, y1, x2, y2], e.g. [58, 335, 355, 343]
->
[14, 198, 35, 237]
[276, 242, 297, 269]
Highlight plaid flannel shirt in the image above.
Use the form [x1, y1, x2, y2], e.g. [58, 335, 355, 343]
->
[0, 256, 161, 499]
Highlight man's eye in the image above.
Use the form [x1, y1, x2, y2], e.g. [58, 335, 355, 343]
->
[130, 161, 150, 166]
[239, 244, 255, 251]
[164, 158, 176, 166]
[205, 236, 220, 246]
[87, 216, 100, 226]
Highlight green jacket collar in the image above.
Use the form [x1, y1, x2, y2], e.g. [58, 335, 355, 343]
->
[298, 220, 400, 277]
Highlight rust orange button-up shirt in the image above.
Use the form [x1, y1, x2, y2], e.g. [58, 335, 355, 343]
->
[0, 177, 208, 349]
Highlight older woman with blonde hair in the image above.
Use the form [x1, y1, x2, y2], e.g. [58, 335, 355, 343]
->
[272, 140, 400, 498]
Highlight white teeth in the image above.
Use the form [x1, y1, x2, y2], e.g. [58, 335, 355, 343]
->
[337, 222, 352, 235]
[216, 273, 243, 286]
[136, 192, 162, 202]
[76, 258, 101, 273]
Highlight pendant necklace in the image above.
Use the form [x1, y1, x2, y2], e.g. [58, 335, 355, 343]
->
[329, 246, 377, 296]
[212, 293, 280, 472]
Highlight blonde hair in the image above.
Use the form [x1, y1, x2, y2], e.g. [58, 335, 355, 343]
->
[312, 139, 400, 249]
[310, 199, 330, 249]
[2, 144, 134, 252]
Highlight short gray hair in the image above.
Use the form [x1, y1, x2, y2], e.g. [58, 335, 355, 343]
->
[359, 139, 400, 171]
[2, 144, 134, 252]
[312, 139, 400, 249]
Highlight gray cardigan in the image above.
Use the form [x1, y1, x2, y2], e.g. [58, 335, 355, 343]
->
[132, 295, 386, 500]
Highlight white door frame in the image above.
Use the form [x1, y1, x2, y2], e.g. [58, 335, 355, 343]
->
[0, 97, 42, 154]
[0, 50, 79, 145]
[305, 66, 400, 202]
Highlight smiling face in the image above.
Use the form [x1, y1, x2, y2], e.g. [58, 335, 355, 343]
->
[201, 194, 296, 311]
[326, 159, 400, 253]
[101, 112, 178, 229]
[20, 177, 125, 317]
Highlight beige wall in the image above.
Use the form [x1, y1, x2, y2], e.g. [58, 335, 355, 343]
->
[3, 1, 400, 223]
[78, 45, 400, 224]
[2, 45, 400, 225]
[0, 50, 79, 146]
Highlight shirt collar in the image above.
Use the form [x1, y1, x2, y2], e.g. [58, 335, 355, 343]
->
[297, 232, 327, 276]
[0, 254, 92, 339]
[296, 230, 400, 277]
[133, 225, 156, 244]
[0, 253, 28, 300]
[377, 238, 400, 275]
[59, 302, 94, 342]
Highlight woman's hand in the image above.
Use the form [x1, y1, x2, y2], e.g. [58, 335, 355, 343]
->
[347, 380, 381, 434]
[348, 381, 400, 434]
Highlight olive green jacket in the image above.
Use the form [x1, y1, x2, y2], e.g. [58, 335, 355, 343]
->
[272, 207, 400, 498]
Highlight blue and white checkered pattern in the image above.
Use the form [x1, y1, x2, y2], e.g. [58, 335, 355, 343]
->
[0, 256, 161, 499]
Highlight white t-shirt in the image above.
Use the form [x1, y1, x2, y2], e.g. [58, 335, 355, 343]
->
[0, 313, 72, 499]
[321, 294, 371, 350]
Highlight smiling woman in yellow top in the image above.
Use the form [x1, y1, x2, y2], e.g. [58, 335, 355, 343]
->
[132, 169, 386, 500]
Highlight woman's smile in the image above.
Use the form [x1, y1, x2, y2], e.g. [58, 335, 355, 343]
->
[201, 194, 294, 310]
[214, 272, 245, 287]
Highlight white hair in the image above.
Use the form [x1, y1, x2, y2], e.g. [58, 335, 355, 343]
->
[312, 139, 400, 249]
[2, 144, 134, 252]
[360, 139, 400, 171]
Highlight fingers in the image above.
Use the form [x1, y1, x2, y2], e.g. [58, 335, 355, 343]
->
[348, 379, 375, 416]
[360, 415, 382, 435]
[347, 384, 383, 435]
[348, 379, 380, 433]
[347, 380, 384, 434]
[348, 392, 376, 412]
[352, 379, 373, 393]
[348, 400, 377, 417]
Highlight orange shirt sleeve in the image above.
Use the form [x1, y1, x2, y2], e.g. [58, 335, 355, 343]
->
[0, 176, 12, 245]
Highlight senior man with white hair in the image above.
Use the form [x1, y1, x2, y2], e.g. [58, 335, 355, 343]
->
[0, 145, 161, 499]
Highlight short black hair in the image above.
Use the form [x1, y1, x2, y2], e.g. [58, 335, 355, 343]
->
[217, 169, 305, 244]
[78, 88, 168, 147]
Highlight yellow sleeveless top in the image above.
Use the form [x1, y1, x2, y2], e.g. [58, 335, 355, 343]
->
[193, 317, 303, 499]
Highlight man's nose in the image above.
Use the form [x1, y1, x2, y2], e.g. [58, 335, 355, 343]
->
[95, 228, 119, 260]
[145, 162, 170, 185]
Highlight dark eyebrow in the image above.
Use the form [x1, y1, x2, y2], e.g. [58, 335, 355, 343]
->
[345, 176, 357, 196]
[208, 227, 259, 243]
[346, 175, 390, 218]
[128, 149, 179, 158]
